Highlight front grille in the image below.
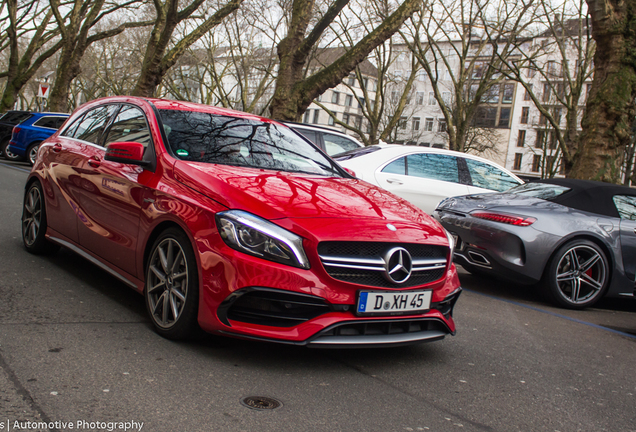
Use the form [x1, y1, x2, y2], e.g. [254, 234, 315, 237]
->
[318, 241, 448, 288]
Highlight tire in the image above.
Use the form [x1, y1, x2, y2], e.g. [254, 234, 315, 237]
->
[145, 228, 199, 340]
[26, 141, 42, 166]
[1, 139, 23, 161]
[21, 181, 60, 255]
[542, 239, 609, 309]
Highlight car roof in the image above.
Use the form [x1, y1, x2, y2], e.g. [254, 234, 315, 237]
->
[536, 178, 636, 218]
[338, 144, 522, 181]
[283, 122, 364, 144]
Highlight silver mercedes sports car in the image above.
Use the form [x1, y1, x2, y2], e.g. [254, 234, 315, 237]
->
[436, 179, 636, 309]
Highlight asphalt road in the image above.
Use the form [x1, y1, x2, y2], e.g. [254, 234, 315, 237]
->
[1, 160, 635, 432]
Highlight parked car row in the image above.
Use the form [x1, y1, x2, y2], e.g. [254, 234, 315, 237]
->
[0, 110, 69, 165]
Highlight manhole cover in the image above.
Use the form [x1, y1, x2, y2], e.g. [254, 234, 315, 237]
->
[240, 396, 283, 410]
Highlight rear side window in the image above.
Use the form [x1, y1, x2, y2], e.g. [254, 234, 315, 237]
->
[0, 112, 32, 124]
[294, 129, 318, 145]
[382, 157, 406, 175]
[104, 105, 152, 148]
[613, 195, 636, 220]
[406, 153, 459, 183]
[323, 133, 360, 155]
[33, 116, 67, 129]
[68, 105, 118, 145]
[464, 158, 521, 191]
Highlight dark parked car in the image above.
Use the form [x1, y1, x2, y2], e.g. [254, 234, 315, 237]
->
[436, 179, 636, 309]
[0, 110, 32, 159]
[22, 96, 461, 346]
[7, 112, 69, 164]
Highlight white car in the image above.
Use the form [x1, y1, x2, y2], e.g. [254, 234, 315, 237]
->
[283, 122, 364, 156]
[335, 144, 524, 215]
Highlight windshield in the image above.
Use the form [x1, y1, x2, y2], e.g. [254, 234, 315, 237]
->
[508, 182, 571, 200]
[159, 109, 344, 177]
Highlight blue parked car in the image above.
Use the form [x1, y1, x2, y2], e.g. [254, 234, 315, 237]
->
[6, 112, 69, 165]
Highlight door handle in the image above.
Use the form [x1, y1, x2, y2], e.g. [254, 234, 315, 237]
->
[386, 178, 403, 185]
[52, 143, 62, 153]
[88, 157, 101, 168]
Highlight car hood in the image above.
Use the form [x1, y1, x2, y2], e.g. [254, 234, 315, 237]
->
[436, 192, 558, 214]
[174, 161, 440, 225]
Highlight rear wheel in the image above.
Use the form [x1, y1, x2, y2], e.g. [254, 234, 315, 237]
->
[542, 239, 609, 309]
[26, 141, 42, 165]
[22, 181, 59, 255]
[145, 228, 199, 340]
[1, 139, 23, 161]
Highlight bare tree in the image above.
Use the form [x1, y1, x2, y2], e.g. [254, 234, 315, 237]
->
[492, 0, 594, 178]
[571, 0, 636, 182]
[0, 0, 63, 112]
[269, 0, 423, 121]
[131, 0, 244, 98]
[47, 0, 152, 112]
[400, 0, 538, 153]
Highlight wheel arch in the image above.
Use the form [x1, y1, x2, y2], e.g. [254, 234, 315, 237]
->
[541, 232, 615, 284]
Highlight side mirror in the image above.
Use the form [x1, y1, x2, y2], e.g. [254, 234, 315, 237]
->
[105, 142, 148, 166]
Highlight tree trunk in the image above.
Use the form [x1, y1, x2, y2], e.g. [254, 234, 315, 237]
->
[573, 0, 636, 182]
[269, 0, 422, 121]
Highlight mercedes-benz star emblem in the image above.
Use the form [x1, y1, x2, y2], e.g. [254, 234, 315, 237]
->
[383, 247, 413, 284]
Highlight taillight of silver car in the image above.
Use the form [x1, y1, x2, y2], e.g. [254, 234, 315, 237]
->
[470, 210, 536, 226]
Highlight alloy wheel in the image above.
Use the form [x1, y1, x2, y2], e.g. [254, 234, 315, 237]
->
[554, 245, 607, 305]
[22, 185, 42, 247]
[146, 238, 189, 329]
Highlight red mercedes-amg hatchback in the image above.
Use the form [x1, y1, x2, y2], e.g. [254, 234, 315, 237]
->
[22, 96, 461, 347]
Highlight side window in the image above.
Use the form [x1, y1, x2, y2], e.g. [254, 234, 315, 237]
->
[406, 153, 459, 183]
[464, 158, 520, 192]
[613, 195, 636, 220]
[322, 133, 360, 155]
[34, 116, 67, 129]
[73, 105, 118, 145]
[104, 105, 152, 148]
[381, 157, 406, 175]
[295, 129, 318, 145]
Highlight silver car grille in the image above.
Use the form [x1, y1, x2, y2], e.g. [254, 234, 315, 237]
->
[317, 241, 448, 288]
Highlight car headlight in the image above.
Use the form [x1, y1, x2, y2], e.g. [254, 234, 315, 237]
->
[444, 228, 455, 263]
[215, 210, 310, 269]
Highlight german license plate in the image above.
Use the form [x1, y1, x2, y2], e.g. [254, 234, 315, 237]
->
[357, 290, 432, 316]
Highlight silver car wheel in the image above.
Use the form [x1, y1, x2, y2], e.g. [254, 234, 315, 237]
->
[27, 143, 40, 165]
[554, 245, 607, 305]
[22, 185, 42, 247]
[147, 237, 189, 329]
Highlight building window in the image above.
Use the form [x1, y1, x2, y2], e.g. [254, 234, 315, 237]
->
[532, 154, 541, 172]
[442, 92, 451, 106]
[517, 130, 526, 147]
[539, 113, 547, 125]
[332, 91, 340, 105]
[416, 92, 424, 105]
[413, 117, 420, 131]
[513, 153, 523, 170]
[542, 83, 551, 102]
[502, 83, 514, 103]
[520, 107, 529, 124]
[345, 94, 353, 106]
[421, 142, 430, 147]
[498, 108, 511, 127]
[425, 118, 434, 131]
[549, 131, 557, 149]
[438, 119, 447, 132]
[328, 114, 336, 126]
[428, 92, 437, 105]
[399, 116, 407, 129]
[303, 110, 311, 123]
[535, 130, 545, 148]
[418, 70, 427, 81]
[313, 110, 320, 124]
[342, 113, 350, 125]
[347, 75, 356, 86]
[474, 107, 498, 127]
